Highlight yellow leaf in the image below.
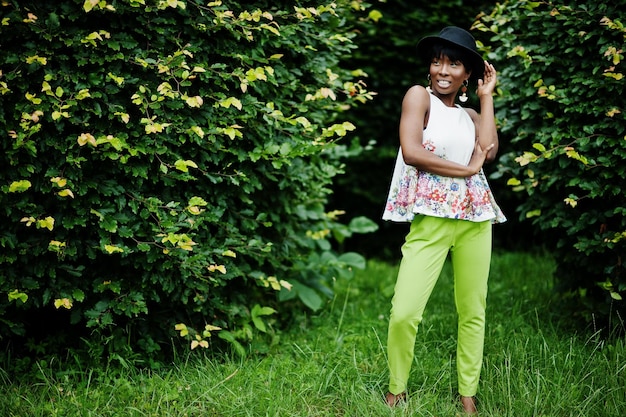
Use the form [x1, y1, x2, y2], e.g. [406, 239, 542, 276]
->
[77, 132, 97, 147]
[185, 95, 203, 108]
[20, 217, 36, 227]
[23, 13, 38, 23]
[179, 243, 195, 251]
[41, 81, 52, 94]
[49, 240, 66, 249]
[564, 197, 578, 208]
[58, 189, 75, 198]
[260, 23, 280, 36]
[9, 180, 31, 193]
[321, 87, 336, 100]
[190, 125, 204, 138]
[37, 216, 55, 231]
[175, 323, 189, 336]
[104, 244, 124, 254]
[25, 92, 42, 104]
[51, 177, 67, 187]
[54, 298, 73, 309]
[525, 209, 541, 218]
[221, 125, 243, 140]
[76, 89, 91, 100]
[205, 324, 222, 332]
[606, 108, 621, 117]
[219, 97, 242, 110]
[296, 116, 311, 128]
[514, 151, 537, 166]
[368, 9, 383, 22]
[208, 264, 227, 274]
[222, 249, 236, 258]
[83, 0, 99, 12]
[114, 112, 130, 123]
[187, 206, 201, 215]
[267, 276, 281, 291]
[174, 159, 198, 172]
[8, 289, 28, 304]
[190, 339, 207, 349]
[107, 72, 125, 86]
[532, 143, 546, 152]
[26, 55, 46, 65]
[29, 110, 43, 123]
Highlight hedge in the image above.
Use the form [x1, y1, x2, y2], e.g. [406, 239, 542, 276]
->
[0, 0, 378, 366]
[475, 0, 626, 329]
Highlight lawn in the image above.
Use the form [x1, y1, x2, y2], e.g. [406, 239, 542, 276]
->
[1, 251, 624, 416]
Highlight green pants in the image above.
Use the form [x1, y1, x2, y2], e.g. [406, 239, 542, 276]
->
[387, 215, 492, 397]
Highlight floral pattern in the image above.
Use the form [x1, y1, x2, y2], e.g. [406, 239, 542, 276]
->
[382, 149, 506, 224]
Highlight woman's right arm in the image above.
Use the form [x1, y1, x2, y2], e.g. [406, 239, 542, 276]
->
[399, 85, 492, 177]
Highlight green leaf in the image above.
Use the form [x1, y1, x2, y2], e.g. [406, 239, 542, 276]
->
[337, 252, 367, 270]
[251, 304, 276, 333]
[218, 331, 247, 357]
[348, 216, 379, 234]
[293, 282, 323, 311]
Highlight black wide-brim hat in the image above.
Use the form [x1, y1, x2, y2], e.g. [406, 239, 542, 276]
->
[417, 26, 485, 82]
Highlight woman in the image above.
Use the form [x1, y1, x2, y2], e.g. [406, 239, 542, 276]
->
[382, 26, 506, 414]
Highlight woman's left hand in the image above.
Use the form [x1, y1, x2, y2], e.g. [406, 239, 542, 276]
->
[476, 61, 497, 98]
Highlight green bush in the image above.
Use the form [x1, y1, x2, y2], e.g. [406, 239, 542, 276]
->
[475, 0, 626, 328]
[0, 0, 377, 365]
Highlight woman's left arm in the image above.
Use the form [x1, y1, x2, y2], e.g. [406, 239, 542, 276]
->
[468, 61, 499, 163]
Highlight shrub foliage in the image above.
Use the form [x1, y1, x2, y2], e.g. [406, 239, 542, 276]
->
[0, 0, 377, 362]
[475, 0, 626, 326]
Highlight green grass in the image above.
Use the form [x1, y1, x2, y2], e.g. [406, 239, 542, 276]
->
[2, 252, 625, 416]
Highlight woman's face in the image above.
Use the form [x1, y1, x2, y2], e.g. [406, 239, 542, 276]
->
[429, 54, 470, 96]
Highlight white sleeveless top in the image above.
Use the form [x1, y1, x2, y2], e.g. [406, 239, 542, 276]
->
[382, 91, 506, 223]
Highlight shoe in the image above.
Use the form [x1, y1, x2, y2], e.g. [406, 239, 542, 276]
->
[460, 395, 477, 415]
[384, 391, 406, 407]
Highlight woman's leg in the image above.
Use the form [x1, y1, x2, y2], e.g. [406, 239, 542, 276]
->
[387, 216, 452, 395]
[450, 220, 492, 397]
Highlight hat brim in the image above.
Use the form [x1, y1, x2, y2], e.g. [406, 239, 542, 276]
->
[417, 36, 485, 82]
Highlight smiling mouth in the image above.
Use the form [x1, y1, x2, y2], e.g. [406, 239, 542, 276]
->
[436, 80, 452, 88]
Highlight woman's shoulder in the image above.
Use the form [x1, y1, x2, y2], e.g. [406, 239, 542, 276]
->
[405, 84, 430, 97]
[402, 85, 431, 106]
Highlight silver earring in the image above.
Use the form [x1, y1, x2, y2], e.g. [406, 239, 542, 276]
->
[427, 74, 432, 92]
[459, 80, 469, 103]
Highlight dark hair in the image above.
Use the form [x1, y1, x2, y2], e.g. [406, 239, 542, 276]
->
[428, 43, 473, 75]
